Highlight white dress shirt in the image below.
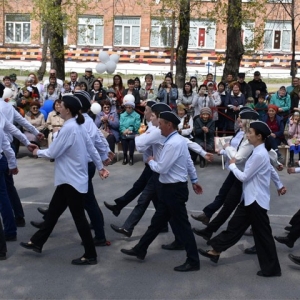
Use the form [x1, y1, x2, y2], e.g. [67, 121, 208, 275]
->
[0, 110, 30, 146]
[37, 118, 103, 193]
[229, 143, 283, 210]
[148, 131, 198, 184]
[0, 130, 17, 169]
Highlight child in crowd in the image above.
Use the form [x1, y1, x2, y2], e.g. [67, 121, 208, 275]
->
[43, 84, 59, 103]
[17, 87, 33, 113]
[61, 81, 72, 95]
[245, 97, 255, 109]
[287, 112, 300, 167]
[193, 107, 215, 168]
[255, 94, 268, 121]
[106, 88, 117, 112]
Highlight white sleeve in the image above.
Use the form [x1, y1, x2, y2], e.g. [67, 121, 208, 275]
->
[13, 109, 39, 136]
[1, 134, 17, 169]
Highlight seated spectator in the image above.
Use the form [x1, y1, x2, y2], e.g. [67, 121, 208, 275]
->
[2, 75, 18, 104]
[44, 76, 62, 97]
[95, 100, 120, 154]
[190, 76, 198, 93]
[203, 73, 217, 91]
[122, 79, 140, 105]
[42, 84, 59, 102]
[262, 104, 285, 160]
[73, 83, 82, 92]
[177, 82, 197, 116]
[157, 73, 178, 111]
[193, 107, 215, 168]
[19, 77, 40, 102]
[224, 82, 245, 134]
[61, 81, 72, 95]
[177, 104, 193, 139]
[119, 99, 140, 166]
[270, 86, 291, 123]
[192, 84, 214, 117]
[255, 94, 268, 121]
[17, 87, 33, 113]
[287, 112, 300, 167]
[79, 81, 88, 91]
[90, 79, 107, 104]
[46, 99, 64, 147]
[139, 74, 158, 105]
[248, 71, 268, 104]
[245, 97, 255, 109]
[23, 101, 46, 147]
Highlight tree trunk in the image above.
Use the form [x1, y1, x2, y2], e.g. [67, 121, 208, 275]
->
[175, 0, 190, 89]
[37, 23, 49, 81]
[222, 0, 244, 81]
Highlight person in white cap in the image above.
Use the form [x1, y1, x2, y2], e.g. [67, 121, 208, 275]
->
[78, 68, 96, 91]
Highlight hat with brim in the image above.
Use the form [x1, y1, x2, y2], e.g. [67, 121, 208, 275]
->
[85, 68, 92, 72]
[146, 100, 156, 108]
[62, 95, 82, 111]
[151, 103, 172, 113]
[250, 120, 271, 137]
[74, 91, 91, 109]
[0, 82, 5, 97]
[239, 109, 259, 120]
[254, 71, 260, 76]
[159, 111, 181, 125]
[238, 73, 245, 78]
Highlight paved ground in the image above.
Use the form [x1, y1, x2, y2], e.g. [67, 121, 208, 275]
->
[1, 147, 300, 299]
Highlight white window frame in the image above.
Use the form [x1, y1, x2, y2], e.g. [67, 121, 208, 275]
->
[242, 22, 254, 50]
[264, 21, 291, 51]
[150, 18, 177, 48]
[5, 14, 31, 44]
[114, 17, 141, 47]
[41, 27, 68, 45]
[77, 15, 104, 46]
[188, 20, 216, 49]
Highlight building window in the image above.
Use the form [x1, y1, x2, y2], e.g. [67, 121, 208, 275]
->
[114, 17, 140, 47]
[77, 16, 103, 46]
[150, 18, 177, 47]
[41, 27, 68, 45]
[264, 21, 291, 51]
[188, 20, 216, 49]
[5, 14, 31, 44]
[241, 22, 254, 49]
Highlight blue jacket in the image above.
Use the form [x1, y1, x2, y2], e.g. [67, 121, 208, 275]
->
[119, 110, 141, 134]
[157, 87, 178, 111]
[270, 92, 291, 112]
[95, 111, 120, 142]
[262, 114, 284, 138]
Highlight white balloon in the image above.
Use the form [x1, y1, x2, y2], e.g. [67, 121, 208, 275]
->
[99, 51, 110, 63]
[106, 60, 117, 74]
[123, 94, 135, 104]
[110, 53, 120, 63]
[95, 63, 107, 74]
[91, 102, 102, 114]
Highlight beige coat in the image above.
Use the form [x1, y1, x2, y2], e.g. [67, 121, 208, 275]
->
[46, 110, 64, 145]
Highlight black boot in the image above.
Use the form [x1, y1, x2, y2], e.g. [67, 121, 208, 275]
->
[122, 154, 128, 165]
[289, 150, 294, 167]
[129, 155, 134, 166]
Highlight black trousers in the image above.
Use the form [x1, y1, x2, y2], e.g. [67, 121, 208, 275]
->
[203, 172, 236, 219]
[205, 178, 243, 234]
[208, 201, 281, 276]
[30, 184, 97, 259]
[290, 209, 300, 226]
[0, 219, 6, 255]
[121, 138, 135, 156]
[106, 134, 116, 153]
[114, 164, 152, 210]
[134, 182, 199, 265]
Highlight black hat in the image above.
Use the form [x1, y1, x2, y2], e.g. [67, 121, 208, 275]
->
[159, 111, 181, 125]
[238, 72, 245, 78]
[239, 109, 259, 120]
[0, 82, 4, 97]
[62, 95, 82, 111]
[250, 121, 271, 137]
[146, 100, 156, 108]
[151, 103, 172, 113]
[74, 91, 91, 109]
[254, 71, 260, 76]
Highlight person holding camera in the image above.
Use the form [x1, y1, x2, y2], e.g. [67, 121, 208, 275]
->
[157, 73, 178, 112]
[192, 84, 215, 118]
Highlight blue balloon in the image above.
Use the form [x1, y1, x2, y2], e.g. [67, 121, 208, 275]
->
[40, 109, 48, 121]
[43, 100, 54, 113]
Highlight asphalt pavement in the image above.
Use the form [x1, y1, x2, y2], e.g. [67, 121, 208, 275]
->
[0, 147, 299, 299]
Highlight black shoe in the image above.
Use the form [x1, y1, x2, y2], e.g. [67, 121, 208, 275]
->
[71, 256, 97, 265]
[274, 236, 294, 248]
[192, 228, 212, 241]
[256, 270, 281, 277]
[15, 217, 25, 227]
[191, 213, 210, 225]
[159, 226, 169, 233]
[161, 241, 185, 250]
[93, 238, 109, 247]
[288, 253, 300, 265]
[129, 157, 133, 166]
[174, 262, 200, 272]
[5, 235, 17, 242]
[120, 248, 145, 260]
[30, 221, 45, 229]
[50, 159, 55, 162]
[198, 248, 219, 263]
[244, 245, 257, 254]
[104, 201, 120, 217]
[122, 156, 128, 165]
[37, 207, 48, 216]
[284, 226, 292, 232]
[110, 224, 132, 237]
[0, 253, 7, 260]
[20, 242, 42, 253]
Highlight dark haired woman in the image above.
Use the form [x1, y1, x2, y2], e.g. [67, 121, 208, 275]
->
[198, 121, 286, 277]
[177, 82, 197, 116]
[190, 76, 198, 93]
[89, 79, 107, 105]
[21, 95, 109, 265]
[110, 75, 125, 112]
